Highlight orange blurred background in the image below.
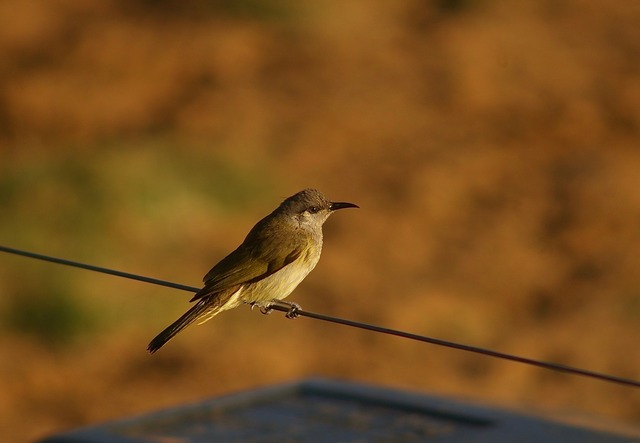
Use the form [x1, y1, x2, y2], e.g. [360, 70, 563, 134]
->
[1, 1, 639, 441]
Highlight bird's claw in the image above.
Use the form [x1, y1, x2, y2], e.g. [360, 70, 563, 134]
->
[257, 300, 301, 319]
[285, 304, 300, 319]
[248, 302, 273, 315]
[278, 300, 301, 319]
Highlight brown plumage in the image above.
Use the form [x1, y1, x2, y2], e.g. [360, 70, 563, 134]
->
[147, 189, 357, 353]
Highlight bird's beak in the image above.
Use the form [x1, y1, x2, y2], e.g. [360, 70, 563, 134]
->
[329, 201, 359, 211]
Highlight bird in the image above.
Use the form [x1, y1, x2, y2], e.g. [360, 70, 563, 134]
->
[147, 188, 358, 353]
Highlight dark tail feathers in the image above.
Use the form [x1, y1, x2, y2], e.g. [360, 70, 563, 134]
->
[147, 299, 211, 353]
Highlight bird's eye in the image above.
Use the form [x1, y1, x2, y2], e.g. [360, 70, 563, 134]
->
[308, 206, 320, 214]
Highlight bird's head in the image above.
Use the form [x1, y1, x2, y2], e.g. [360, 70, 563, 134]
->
[282, 188, 358, 228]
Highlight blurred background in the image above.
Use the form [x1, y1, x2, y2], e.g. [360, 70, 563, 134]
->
[1, 0, 640, 441]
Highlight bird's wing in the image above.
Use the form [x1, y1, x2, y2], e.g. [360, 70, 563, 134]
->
[189, 240, 304, 303]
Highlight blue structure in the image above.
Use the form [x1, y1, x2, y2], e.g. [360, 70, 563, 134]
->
[41, 378, 638, 442]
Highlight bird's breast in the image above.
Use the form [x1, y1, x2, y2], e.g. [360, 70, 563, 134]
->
[241, 243, 322, 305]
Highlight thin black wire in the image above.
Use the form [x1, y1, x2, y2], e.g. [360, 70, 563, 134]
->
[1, 244, 639, 389]
[0, 245, 199, 293]
[266, 302, 640, 388]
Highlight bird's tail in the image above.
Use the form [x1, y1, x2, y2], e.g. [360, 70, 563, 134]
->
[147, 298, 222, 353]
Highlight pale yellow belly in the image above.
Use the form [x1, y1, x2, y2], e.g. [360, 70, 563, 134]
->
[240, 246, 321, 306]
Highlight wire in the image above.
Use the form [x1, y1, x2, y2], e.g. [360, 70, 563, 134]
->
[266, 302, 640, 388]
[0, 245, 199, 293]
[1, 244, 639, 389]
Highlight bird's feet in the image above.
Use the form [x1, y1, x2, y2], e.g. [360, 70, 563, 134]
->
[259, 300, 302, 319]
[283, 301, 301, 319]
[249, 302, 272, 315]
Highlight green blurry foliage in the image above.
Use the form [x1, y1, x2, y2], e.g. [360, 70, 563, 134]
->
[0, 141, 275, 239]
[0, 140, 278, 341]
[4, 281, 96, 347]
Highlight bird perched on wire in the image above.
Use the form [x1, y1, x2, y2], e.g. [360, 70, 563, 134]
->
[147, 188, 358, 353]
